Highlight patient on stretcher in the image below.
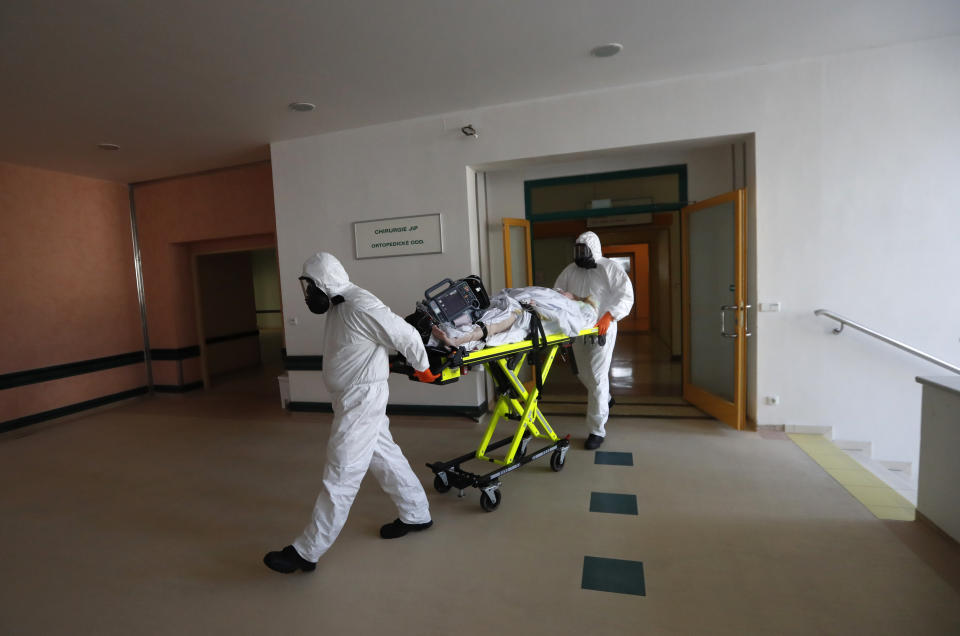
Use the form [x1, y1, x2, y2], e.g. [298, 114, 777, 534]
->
[429, 286, 598, 352]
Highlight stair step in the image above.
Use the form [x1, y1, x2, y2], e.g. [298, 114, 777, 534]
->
[837, 447, 917, 505]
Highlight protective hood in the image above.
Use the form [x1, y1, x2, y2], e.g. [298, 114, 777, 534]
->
[301, 252, 351, 295]
[575, 231, 603, 259]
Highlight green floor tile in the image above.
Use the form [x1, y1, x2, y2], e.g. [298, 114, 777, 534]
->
[595, 451, 633, 466]
[581, 556, 646, 596]
[590, 492, 639, 515]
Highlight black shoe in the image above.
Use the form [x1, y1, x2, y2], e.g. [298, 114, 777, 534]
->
[380, 518, 433, 539]
[585, 434, 605, 450]
[263, 545, 316, 573]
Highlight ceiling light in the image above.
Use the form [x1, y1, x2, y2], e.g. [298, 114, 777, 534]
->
[97, 143, 120, 151]
[288, 102, 316, 112]
[590, 43, 623, 58]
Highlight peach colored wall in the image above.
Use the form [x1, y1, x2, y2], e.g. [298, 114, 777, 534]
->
[152, 359, 185, 386]
[0, 162, 145, 423]
[132, 162, 276, 386]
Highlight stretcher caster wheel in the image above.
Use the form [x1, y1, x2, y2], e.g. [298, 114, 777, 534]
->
[550, 450, 565, 472]
[433, 474, 451, 493]
[480, 490, 501, 512]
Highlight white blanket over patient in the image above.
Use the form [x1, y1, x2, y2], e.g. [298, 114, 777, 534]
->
[430, 286, 598, 352]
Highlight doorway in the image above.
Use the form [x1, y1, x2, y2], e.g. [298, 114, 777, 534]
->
[602, 243, 650, 332]
[476, 137, 755, 421]
[529, 220, 680, 400]
[191, 247, 283, 391]
[523, 166, 685, 401]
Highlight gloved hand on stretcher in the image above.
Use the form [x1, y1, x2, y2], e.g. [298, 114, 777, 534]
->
[596, 311, 613, 336]
[413, 367, 441, 383]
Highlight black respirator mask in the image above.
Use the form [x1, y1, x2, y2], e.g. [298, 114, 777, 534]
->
[299, 276, 344, 315]
[574, 243, 597, 269]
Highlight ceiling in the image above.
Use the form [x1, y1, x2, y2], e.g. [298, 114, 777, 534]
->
[1, 0, 957, 183]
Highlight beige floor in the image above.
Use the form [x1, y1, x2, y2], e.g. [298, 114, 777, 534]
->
[2, 343, 959, 635]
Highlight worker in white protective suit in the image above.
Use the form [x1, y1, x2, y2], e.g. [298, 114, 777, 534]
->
[264, 252, 440, 574]
[554, 231, 634, 450]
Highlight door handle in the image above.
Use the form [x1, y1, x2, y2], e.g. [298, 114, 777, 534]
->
[743, 304, 753, 337]
[720, 305, 738, 338]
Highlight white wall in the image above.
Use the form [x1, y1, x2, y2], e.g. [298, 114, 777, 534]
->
[272, 36, 960, 467]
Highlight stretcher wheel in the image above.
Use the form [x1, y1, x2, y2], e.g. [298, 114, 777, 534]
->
[550, 450, 565, 472]
[480, 490, 501, 512]
[433, 474, 451, 493]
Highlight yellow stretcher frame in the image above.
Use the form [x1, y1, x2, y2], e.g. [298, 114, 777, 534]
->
[425, 326, 599, 512]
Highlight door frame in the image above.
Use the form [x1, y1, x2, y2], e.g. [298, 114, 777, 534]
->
[681, 188, 748, 429]
[502, 218, 533, 287]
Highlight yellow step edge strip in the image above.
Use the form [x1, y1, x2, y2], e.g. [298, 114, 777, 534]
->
[787, 434, 915, 521]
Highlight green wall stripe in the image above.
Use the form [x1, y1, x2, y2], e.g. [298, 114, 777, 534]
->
[288, 401, 486, 419]
[528, 202, 685, 222]
[0, 327, 260, 390]
[150, 346, 200, 361]
[206, 330, 260, 346]
[151, 328, 261, 360]
[284, 355, 324, 371]
[0, 352, 145, 390]
[526, 164, 687, 188]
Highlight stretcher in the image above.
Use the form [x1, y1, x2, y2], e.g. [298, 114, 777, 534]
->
[392, 324, 601, 512]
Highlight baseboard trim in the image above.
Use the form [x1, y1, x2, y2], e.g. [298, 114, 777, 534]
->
[784, 425, 833, 437]
[915, 510, 960, 545]
[154, 382, 204, 393]
[1, 386, 149, 434]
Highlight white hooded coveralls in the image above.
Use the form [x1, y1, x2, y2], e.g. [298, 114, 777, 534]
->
[554, 232, 634, 438]
[293, 253, 432, 562]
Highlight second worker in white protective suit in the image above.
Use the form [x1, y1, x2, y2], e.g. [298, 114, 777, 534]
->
[555, 231, 634, 450]
[264, 252, 440, 574]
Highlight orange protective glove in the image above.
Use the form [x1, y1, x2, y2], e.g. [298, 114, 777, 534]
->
[413, 368, 441, 384]
[596, 312, 614, 336]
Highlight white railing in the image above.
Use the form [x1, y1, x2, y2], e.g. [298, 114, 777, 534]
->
[814, 309, 960, 374]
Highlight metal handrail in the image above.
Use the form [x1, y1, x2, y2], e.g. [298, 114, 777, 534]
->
[814, 309, 960, 375]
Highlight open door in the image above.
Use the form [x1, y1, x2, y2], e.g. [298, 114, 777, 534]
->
[502, 218, 533, 287]
[681, 189, 749, 429]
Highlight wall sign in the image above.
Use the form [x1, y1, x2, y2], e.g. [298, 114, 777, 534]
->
[353, 213, 443, 259]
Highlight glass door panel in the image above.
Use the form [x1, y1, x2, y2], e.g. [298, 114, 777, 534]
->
[682, 189, 747, 429]
[688, 202, 736, 401]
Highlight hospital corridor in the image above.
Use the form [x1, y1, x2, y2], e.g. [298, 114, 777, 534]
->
[3, 2, 960, 634]
[1, 337, 957, 635]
